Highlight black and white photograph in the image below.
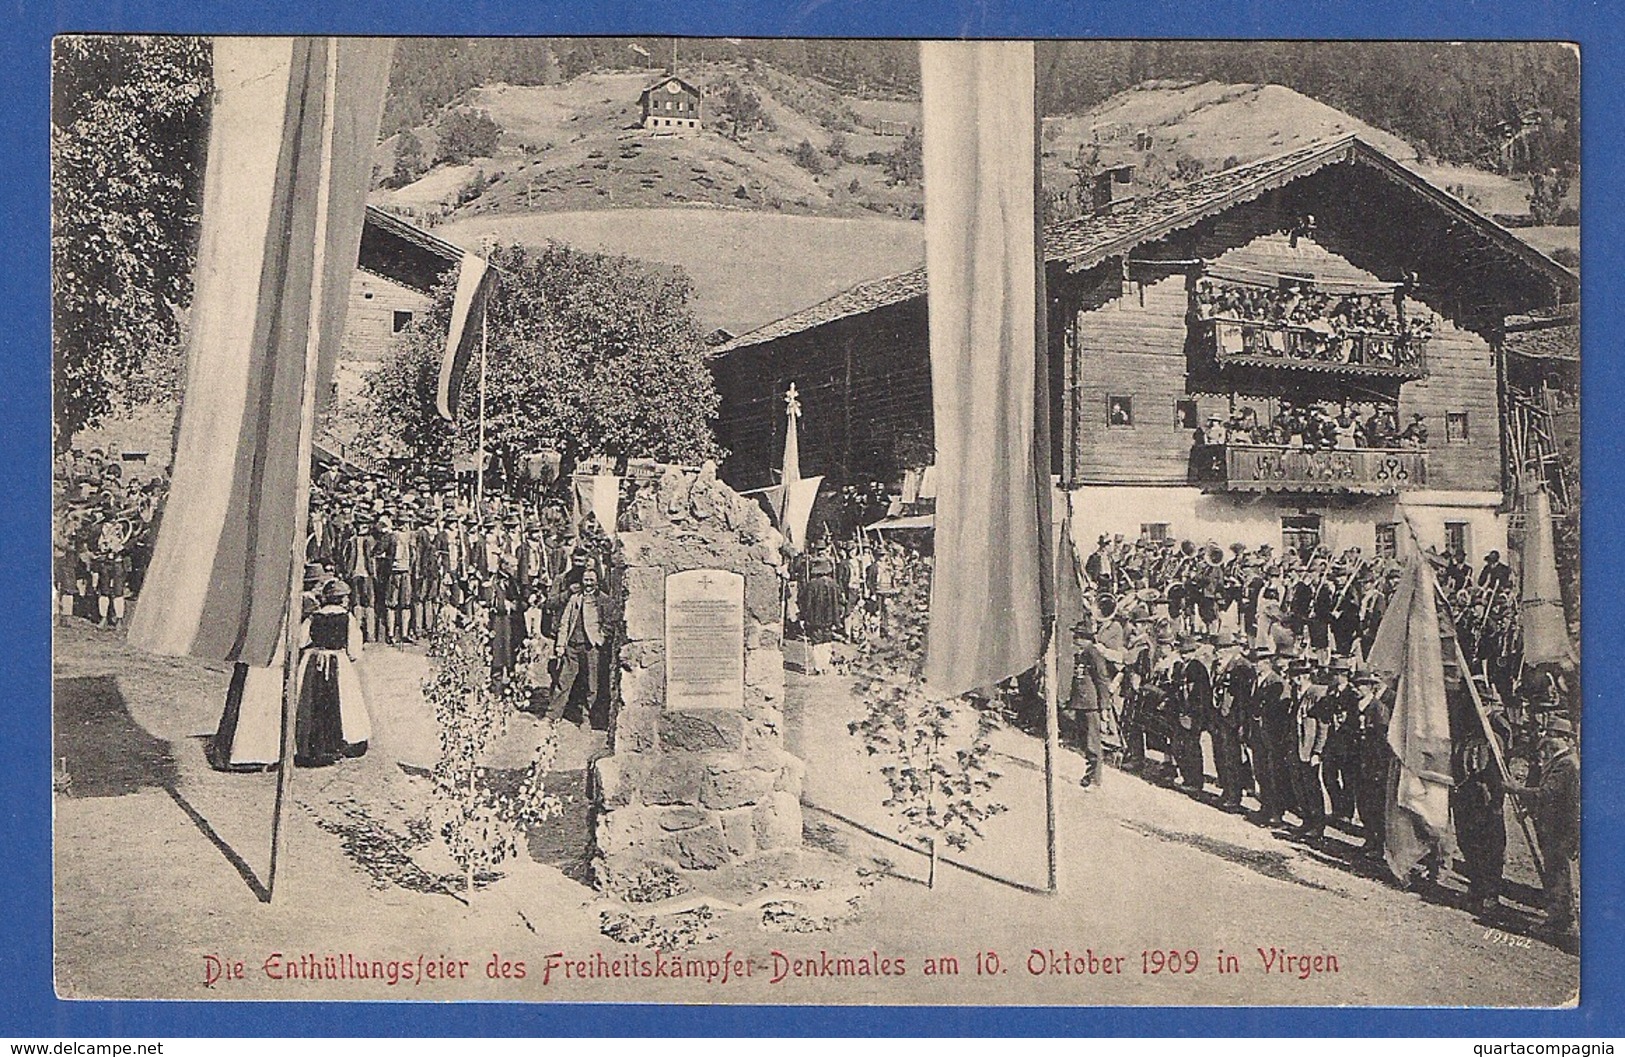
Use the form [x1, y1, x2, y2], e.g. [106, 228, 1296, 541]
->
[50, 35, 1581, 1006]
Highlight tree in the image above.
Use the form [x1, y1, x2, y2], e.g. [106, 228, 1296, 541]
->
[386, 129, 428, 189]
[360, 241, 723, 474]
[847, 559, 1007, 888]
[884, 127, 923, 187]
[718, 79, 763, 140]
[51, 36, 212, 443]
[434, 107, 502, 165]
[791, 138, 825, 176]
[1529, 170, 1575, 226]
[423, 614, 560, 900]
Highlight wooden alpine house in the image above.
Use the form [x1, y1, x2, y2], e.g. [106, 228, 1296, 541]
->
[707, 135, 1578, 558]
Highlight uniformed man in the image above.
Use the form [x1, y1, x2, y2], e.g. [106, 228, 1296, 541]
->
[1453, 693, 1510, 917]
[1354, 670, 1393, 855]
[1066, 617, 1113, 789]
[1247, 650, 1291, 827]
[1512, 717, 1580, 941]
[1289, 660, 1332, 840]
[1212, 632, 1253, 810]
[1321, 660, 1362, 822]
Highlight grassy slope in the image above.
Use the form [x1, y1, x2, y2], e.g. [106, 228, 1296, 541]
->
[375, 66, 922, 223]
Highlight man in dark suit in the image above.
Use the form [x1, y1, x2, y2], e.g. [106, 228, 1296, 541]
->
[1478, 550, 1512, 593]
[1354, 671, 1393, 854]
[1065, 618, 1113, 789]
[1248, 651, 1291, 827]
[1212, 633, 1253, 810]
[1321, 660, 1363, 822]
[1174, 636, 1212, 793]
[1289, 661, 1333, 841]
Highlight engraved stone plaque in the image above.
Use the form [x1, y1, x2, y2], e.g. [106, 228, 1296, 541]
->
[664, 568, 745, 711]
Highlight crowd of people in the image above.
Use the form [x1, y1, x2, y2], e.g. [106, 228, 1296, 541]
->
[302, 462, 618, 714]
[54, 434, 1579, 940]
[1193, 400, 1430, 451]
[1063, 531, 1578, 939]
[172, 457, 622, 773]
[1195, 276, 1432, 368]
[786, 537, 928, 674]
[52, 446, 168, 629]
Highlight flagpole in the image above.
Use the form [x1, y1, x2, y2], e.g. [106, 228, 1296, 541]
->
[268, 39, 339, 901]
[1043, 633, 1061, 893]
[476, 312, 487, 509]
[1034, 49, 1059, 897]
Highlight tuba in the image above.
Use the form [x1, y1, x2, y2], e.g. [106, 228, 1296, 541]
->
[1203, 543, 1226, 567]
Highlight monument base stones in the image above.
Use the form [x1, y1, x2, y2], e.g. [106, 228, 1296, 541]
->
[591, 463, 806, 897]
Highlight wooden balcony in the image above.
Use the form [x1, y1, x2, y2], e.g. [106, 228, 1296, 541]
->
[1194, 443, 1429, 494]
[1205, 318, 1428, 379]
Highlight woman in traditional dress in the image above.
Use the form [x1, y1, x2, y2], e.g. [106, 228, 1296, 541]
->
[294, 579, 370, 767]
[209, 567, 325, 772]
[801, 551, 843, 675]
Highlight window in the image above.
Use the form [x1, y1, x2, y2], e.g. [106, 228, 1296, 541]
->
[363, 290, 374, 300]
[392, 310, 414, 333]
[1107, 395, 1134, 427]
[1375, 522, 1398, 558]
[1282, 513, 1322, 560]
[1175, 399, 1199, 430]
[1446, 411, 1470, 443]
[1445, 521, 1470, 558]
[1141, 522, 1170, 543]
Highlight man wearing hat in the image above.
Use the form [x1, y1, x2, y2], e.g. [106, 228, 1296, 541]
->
[1085, 535, 1118, 594]
[1512, 717, 1579, 940]
[1353, 670, 1393, 855]
[369, 513, 397, 643]
[1173, 634, 1213, 793]
[1321, 660, 1362, 822]
[1212, 632, 1253, 810]
[392, 505, 422, 643]
[1452, 690, 1510, 917]
[1288, 660, 1333, 840]
[414, 505, 446, 637]
[1066, 616, 1113, 789]
[339, 507, 375, 642]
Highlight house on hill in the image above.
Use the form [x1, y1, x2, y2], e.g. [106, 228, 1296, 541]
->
[639, 75, 702, 133]
[342, 206, 465, 362]
[707, 135, 1578, 560]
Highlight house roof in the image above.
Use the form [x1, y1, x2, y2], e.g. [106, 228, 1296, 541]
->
[640, 75, 701, 100]
[358, 205, 468, 294]
[363, 205, 464, 263]
[709, 135, 1579, 358]
[1503, 303, 1579, 361]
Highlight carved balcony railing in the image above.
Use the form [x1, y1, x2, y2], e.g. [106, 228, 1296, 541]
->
[1204, 318, 1429, 380]
[1194, 443, 1429, 494]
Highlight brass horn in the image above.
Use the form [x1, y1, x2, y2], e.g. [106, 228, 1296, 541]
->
[1204, 543, 1226, 566]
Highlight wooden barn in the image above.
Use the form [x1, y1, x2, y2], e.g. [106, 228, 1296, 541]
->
[639, 75, 702, 133]
[707, 135, 1578, 559]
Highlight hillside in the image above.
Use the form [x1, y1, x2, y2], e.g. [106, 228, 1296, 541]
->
[369, 68, 1575, 344]
[1039, 80, 1544, 220]
[374, 65, 924, 223]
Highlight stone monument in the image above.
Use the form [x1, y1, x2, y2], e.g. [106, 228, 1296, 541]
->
[590, 462, 805, 892]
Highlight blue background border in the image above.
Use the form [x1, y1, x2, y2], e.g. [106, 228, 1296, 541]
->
[4, 0, 1618, 1038]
